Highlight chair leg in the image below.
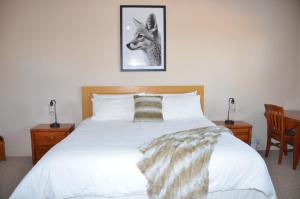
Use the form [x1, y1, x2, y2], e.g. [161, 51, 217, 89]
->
[293, 142, 299, 170]
[278, 142, 284, 164]
[283, 142, 288, 156]
[265, 135, 271, 157]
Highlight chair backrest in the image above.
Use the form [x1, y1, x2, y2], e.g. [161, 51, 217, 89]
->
[264, 104, 285, 138]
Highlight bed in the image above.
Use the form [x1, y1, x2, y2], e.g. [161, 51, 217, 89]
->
[10, 86, 276, 199]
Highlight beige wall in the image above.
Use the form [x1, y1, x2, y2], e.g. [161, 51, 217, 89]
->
[0, 0, 299, 156]
[285, 1, 300, 109]
[298, 11, 300, 99]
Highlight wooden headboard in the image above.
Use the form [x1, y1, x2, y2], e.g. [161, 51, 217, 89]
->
[81, 86, 204, 120]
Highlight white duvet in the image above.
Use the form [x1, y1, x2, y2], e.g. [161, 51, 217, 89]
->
[10, 117, 276, 199]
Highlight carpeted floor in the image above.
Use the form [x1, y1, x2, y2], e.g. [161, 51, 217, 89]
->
[0, 151, 299, 199]
[0, 157, 32, 199]
[259, 151, 300, 199]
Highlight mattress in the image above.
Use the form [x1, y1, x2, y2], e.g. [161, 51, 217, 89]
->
[10, 117, 276, 199]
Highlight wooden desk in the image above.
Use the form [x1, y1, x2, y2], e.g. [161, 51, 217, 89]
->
[285, 110, 300, 170]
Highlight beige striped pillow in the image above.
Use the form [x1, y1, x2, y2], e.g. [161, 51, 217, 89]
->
[133, 95, 163, 122]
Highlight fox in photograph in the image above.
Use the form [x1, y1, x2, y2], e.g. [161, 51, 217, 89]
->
[126, 14, 161, 66]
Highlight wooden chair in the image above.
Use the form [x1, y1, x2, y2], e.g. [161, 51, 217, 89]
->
[264, 104, 295, 164]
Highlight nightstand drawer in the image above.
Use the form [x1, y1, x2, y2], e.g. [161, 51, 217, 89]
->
[231, 128, 250, 134]
[213, 121, 252, 145]
[34, 147, 51, 160]
[231, 129, 250, 144]
[34, 132, 66, 146]
[234, 134, 249, 142]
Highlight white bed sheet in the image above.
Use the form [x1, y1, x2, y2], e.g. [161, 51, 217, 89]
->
[10, 117, 276, 199]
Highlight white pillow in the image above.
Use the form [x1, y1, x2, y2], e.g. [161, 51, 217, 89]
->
[92, 97, 134, 121]
[93, 93, 145, 99]
[163, 95, 203, 120]
[145, 91, 197, 97]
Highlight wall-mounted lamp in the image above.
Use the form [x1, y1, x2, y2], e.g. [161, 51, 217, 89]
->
[49, 100, 60, 128]
[225, 97, 236, 124]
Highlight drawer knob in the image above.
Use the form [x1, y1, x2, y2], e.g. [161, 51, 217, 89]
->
[49, 136, 54, 140]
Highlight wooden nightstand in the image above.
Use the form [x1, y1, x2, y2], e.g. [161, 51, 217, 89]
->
[213, 121, 252, 145]
[0, 136, 6, 161]
[31, 123, 75, 164]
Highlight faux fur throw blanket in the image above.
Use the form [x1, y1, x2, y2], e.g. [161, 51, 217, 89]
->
[137, 126, 231, 199]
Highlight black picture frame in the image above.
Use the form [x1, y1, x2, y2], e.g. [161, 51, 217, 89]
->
[120, 5, 166, 71]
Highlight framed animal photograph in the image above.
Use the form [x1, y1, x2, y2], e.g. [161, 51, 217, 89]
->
[120, 5, 166, 71]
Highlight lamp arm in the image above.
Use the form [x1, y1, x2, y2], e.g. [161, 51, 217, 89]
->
[54, 103, 57, 124]
[227, 98, 231, 121]
[50, 99, 60, 128]
[225, 98, 235, 124]
[227, 108, 230, 121]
